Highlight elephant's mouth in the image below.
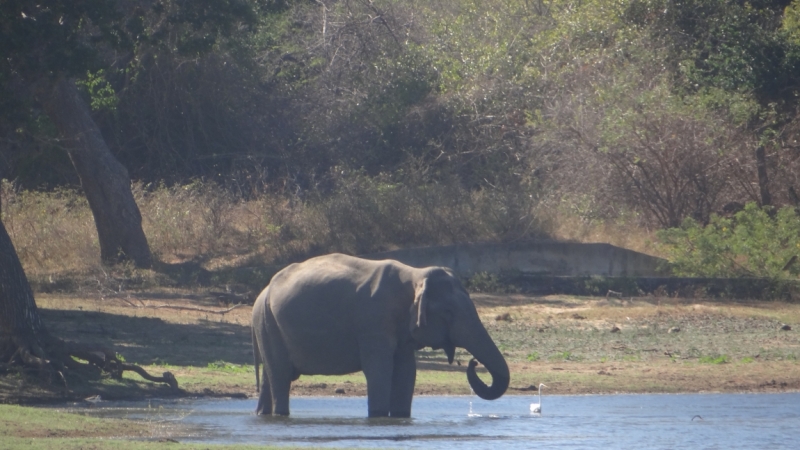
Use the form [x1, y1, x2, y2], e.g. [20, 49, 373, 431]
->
[443, 341, 455, 364]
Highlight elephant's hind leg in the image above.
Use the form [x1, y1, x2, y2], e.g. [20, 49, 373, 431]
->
[253, 295, 292, 416]
[265, 362, 292, 416]
[262, 316, 294, 415]
[255, 364, 273, 415]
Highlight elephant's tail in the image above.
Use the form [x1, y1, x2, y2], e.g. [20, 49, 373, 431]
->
[252, 286, 268, 393]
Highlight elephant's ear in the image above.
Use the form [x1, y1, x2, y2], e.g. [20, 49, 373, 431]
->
[409, 278, 429, 332]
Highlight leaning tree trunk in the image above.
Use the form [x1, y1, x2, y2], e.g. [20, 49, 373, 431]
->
[38, 77, 152, 268]
[0, 218, 52, 366]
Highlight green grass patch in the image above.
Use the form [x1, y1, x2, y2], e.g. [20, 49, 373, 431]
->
[0, 404, 147, 438]
[298, 373, 365, 383]
[0, 404, 353, 449]
[698, 354, 730, 364]
[207, 361, 250, 373]
[0, 435, 338, 450]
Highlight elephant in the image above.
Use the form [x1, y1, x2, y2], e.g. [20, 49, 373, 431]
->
[251, 253, 510, 418]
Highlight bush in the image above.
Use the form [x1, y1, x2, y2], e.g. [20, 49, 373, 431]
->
[311, 168, 544, 256]
[657, 202, 800, 279]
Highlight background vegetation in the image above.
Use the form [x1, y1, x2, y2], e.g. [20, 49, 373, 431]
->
[4, 0, 800, 281]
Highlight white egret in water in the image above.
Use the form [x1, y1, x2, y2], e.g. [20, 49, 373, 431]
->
[529, 384, 547, 414]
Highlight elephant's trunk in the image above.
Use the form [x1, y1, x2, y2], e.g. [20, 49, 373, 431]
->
[460, 327, 509, 400]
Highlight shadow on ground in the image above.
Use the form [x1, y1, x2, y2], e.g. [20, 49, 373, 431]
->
[41, 309, 252, 367]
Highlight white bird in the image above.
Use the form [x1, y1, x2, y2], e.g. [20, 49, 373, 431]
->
[83, 395, 103, 407]
[529, 384, 547, 414]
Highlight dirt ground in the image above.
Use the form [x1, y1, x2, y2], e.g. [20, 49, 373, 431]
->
[1, 290, 798, 404]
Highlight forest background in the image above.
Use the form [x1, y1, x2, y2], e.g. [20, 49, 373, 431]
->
[5, 0, 800, 285]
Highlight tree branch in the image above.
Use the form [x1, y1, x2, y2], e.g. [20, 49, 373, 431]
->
[131, 303, 246, 315]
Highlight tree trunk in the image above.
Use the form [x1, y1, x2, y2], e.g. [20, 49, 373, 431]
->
[0, 218, 51, 364]
[755, 145, 772, 207]
[38, 77, 153, 268]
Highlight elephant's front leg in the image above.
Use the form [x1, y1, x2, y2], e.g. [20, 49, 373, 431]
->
[389, 343, 417, 418]
[359, 336, 395, 417]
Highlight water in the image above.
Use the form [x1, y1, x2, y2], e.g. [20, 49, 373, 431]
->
[72, 393, 799, 449]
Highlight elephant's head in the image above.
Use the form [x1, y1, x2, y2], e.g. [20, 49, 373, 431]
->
[409, 268, 509, 400]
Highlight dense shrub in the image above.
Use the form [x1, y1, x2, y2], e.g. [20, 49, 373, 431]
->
[658, 202, 800, 279]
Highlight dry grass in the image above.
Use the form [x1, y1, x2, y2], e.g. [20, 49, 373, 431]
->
[1, 177, 546, 280]
[541, 206, 662, 257]
[0, 181, 99, 275]
[0, 174, 674, 285]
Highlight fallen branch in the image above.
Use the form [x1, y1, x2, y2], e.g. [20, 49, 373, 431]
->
[144, 303, 245, 315]
[119, 363, 179, 389]
[119, 300, 245, 315]
[63, 342, 179, 390]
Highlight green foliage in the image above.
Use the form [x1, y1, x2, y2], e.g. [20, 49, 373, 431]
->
[583, 276, 609, 295]
[77, 70, 118, 112]
[784, 0, 800, 44]
[658, 202, 800, 279]
[628, 0, 800, 108]
[422, 0, 547, 92]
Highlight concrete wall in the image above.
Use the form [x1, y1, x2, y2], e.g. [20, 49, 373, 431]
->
[363, 241, 667, 277]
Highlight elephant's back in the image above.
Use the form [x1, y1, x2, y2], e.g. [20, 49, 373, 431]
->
[270, 254, 374, 300]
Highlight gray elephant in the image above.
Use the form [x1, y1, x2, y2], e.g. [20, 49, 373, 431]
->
[251, 253, 509, 418]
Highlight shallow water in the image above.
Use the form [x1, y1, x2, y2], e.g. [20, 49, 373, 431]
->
[72, 393, 799, 449]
